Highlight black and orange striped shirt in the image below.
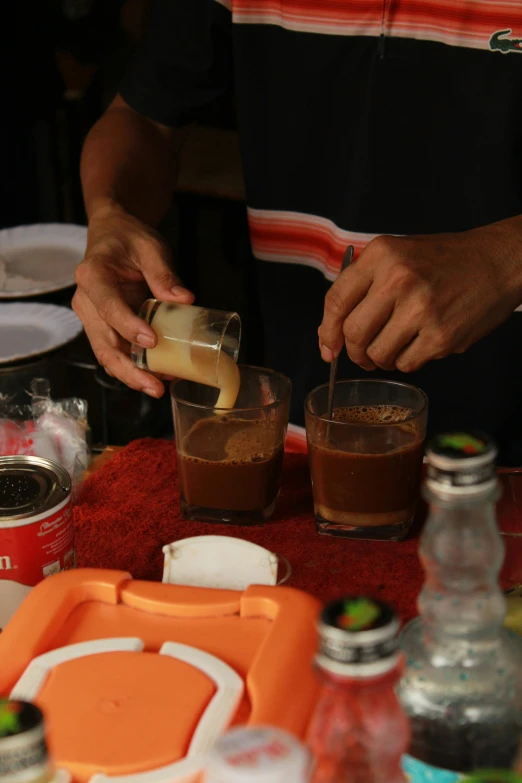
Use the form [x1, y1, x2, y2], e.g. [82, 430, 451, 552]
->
[121, 0, 522, 278]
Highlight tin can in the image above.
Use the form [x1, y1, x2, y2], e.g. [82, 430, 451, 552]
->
[0, 456, 73, 629]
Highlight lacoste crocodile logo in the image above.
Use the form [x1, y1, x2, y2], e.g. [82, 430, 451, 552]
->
[490, 29, 522, 53]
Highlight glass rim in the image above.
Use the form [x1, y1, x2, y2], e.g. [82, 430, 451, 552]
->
[216, 310, 241, 365]
[170, 364, 292, 413]
[138, 299, 241, 330]
[304, 378, 428, 425]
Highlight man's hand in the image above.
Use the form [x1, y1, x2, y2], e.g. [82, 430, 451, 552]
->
[73, 202, 194, 397]
[318, 219, 522, 373]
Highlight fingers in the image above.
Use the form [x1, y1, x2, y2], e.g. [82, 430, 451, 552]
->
[75, 258, 157, 348]
[137, 237, 195, 305]
[93, 342, 164, 397]
[73, 289, 165, 397]
[318, 234, 451, 371]
[74, 210, 195, 395]
[319, 265, 371, 361]
[362, 296, 420, 370]
[394, 325, 453, 373]
[340, 287, 396, 370]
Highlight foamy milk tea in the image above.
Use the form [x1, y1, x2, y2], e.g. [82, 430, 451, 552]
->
[131, 300, 241, 409]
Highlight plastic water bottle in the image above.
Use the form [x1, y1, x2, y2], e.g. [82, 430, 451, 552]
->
[205, 725, 311, 783]
[307, 596, 409, 782]
[398, 432, 522, 781]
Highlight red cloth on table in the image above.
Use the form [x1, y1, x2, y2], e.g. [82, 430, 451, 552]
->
[75, 438, 425, 623]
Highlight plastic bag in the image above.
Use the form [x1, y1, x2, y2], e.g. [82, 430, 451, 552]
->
[0, 379, 90, 487]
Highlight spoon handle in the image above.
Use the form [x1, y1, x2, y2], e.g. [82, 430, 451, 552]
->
[326, 244, 354, 423]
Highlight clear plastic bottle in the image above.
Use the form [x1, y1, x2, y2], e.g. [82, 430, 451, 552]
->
[398, 432, 522, 782]
[205, 725, 311, 783]
[307, 596, 410, 783]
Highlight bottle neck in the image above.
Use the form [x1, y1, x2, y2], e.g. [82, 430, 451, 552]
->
[419, 492, 505, 643]
[315, 657, 402, 689]
[422, 495, 500, 545]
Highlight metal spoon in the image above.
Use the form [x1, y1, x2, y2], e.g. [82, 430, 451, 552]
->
[326, 244, 354, 426]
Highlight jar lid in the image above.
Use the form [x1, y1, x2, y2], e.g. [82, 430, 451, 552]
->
[317, 597, 400, 676]
[424, 431, 497, 499]
[0, 700, 43, 738]
[0, 456, 70, 520]
[205, 726, 311, 783]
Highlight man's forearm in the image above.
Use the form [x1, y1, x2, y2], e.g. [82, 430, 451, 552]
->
[81, 96, 189, 226]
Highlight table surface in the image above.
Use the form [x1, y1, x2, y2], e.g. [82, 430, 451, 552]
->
[87, 446, 123, 476]
[82, 444, 522, 599]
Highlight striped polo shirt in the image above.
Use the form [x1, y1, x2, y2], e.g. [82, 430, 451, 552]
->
[121, 0, 522, 280]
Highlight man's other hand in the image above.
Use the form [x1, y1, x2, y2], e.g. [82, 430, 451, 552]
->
[318, 220, 522, 373]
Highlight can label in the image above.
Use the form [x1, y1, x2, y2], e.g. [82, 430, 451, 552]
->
[0, 496, 75, 628]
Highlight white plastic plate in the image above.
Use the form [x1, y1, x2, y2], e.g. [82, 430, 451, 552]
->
[0, 223, 87, 298]
[0, 303, 83, 364]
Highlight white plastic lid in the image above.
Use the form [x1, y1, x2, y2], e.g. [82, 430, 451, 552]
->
[205, 726, 311, 783]
[162, 536, 290, 590]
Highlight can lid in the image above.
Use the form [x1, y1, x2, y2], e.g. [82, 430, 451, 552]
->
[205, 726, 311, 783]
[0, 700, 49, 779]
[0, 457, 70, 520]
[425, 431, 497, 498]
[317, 597, 400, 676]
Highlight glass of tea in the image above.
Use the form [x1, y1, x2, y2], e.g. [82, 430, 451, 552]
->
[171, 366, 292, 525]
[305, 379, 428, 541]
[132, 300, 241, 408]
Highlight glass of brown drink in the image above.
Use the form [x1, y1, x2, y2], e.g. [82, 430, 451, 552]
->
[171, 366, 291, 525]
[305, 379, 428, 540]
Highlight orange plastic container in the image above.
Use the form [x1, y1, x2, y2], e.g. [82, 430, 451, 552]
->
[0, 569, 320, 783]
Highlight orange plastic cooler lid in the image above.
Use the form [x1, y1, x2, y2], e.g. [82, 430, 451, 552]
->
[0, 569, 320, 783]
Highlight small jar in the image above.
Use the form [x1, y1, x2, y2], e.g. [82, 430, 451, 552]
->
[0, 699, 70, 783]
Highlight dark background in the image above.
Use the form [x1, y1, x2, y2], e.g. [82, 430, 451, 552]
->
[2, 0, 262, 447]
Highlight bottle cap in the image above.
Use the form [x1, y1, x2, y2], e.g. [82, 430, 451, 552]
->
[0, 699, 51, 781]
[424, 431, 498, 500]
[316, 597, 400, 677]
[205, 726, 311, 783]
